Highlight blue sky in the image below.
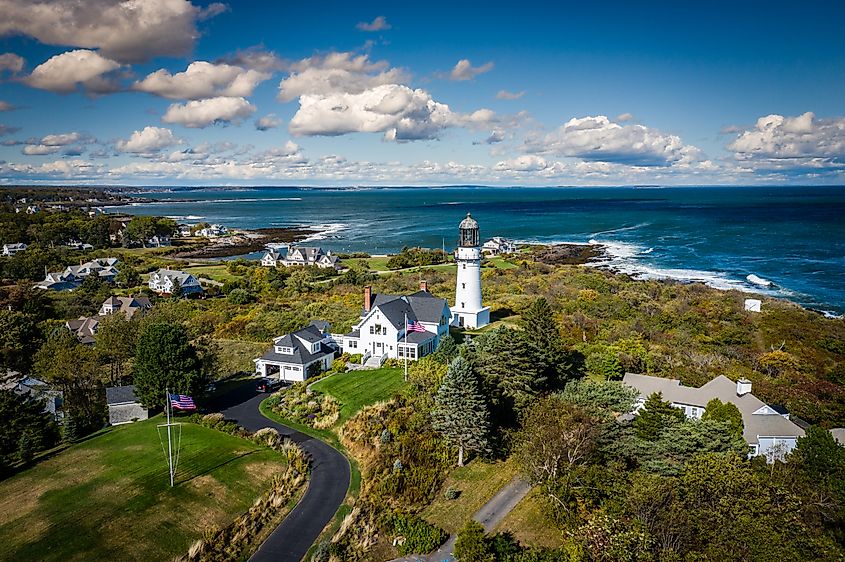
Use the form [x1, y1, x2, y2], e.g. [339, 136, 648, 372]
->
[0, 0, 843, 186]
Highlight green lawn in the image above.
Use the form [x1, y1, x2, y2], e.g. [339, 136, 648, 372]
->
[309, 367, 406, 427]
[180, 263, 239, 282]
[420, 458, 518, 534]
[0, 417, 287, 562]
[495, 488, 564, 549]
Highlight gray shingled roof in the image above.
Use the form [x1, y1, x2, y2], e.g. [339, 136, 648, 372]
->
[106, 385, 140, 405]
[623, 373, 805, 444]
[262, 325, 334, 365]
[365, 291, 448, 325]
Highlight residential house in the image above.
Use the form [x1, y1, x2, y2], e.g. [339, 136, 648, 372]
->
[2, 243, 27, 256]
[66, 240, 94, 251]
[260, 249, 283, 267]
[831, 428, 845, 446]
[25, 205, 39, 214]
[64, 257, 119, 283]
[146, 234, 171, 247]
[623, 372, 806, 461]
[148, 269, 203, 296]
[0, 375, 63, 420]
[177, 224, 193, 237]
[338, 283, 451, 365]
[282, 246, 340, 269]
[106, 385, 150, 425]
[482, 237, 517, 255]
[196, 224, 228, 238]
[37, 271, 81, 291]
[66, 316, 100, 345]
[98, 295, 152, 318]
[254, 322, 337, 382]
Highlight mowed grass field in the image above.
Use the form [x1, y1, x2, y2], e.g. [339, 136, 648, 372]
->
[309, 367, 406, 427]
[0, 418, 286, 562]
[421, 458, 518, 534]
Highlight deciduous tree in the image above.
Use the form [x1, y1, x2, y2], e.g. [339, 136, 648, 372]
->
[133, 322, 203, 408]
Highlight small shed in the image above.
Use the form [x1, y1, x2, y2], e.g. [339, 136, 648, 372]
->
[744, 299, 762, 312]
[106, 385, 150, 425]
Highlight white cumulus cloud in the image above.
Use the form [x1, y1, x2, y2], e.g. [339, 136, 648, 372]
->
[25, 49, 121, 94]
[356, 16, 391, 32]
[0, 0, 219, 63]
[450, 59, 494, 81]
[0, 53, 24, 73]
[528, 115, 702, 167]
[116, 126, 179, 154]
[727, 112, 845, 163]
[255, 114, 282, 131]
[134, 61, 271, 100]
[162, 96, 256, 128]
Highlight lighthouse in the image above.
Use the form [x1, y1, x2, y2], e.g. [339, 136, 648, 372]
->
[452, 213, 490, 329]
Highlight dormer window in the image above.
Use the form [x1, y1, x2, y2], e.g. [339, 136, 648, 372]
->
[275, 346, 294, 355]
[311, 343, 320, 353]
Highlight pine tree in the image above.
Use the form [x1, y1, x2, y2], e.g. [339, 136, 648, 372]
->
[475, 327, 546, 413]
[521, 297, 571, 386]
[431, 356, 491, 466]
[702, 398, 744, 439]
[633, 391, 685, 440]
[454, 520, 493, 562]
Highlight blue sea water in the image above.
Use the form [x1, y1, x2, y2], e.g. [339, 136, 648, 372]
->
[113, 185, 845, 316]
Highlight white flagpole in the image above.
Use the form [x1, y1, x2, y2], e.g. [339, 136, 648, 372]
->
[404, 313, 408, 382]
[165, 389, 174, 487]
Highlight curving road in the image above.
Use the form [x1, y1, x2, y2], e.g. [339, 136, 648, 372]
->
[216, 382, 351, 562]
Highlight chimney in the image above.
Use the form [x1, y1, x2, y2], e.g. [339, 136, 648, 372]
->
[363, 286, 373, 312]
[736, 378, 752, 396]
[419, 280, 428, 292]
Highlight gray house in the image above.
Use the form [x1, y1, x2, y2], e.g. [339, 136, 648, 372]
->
[623, 372, 805, 461]
[106, 385, 150, 425]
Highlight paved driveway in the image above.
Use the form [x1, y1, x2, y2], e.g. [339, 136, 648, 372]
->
[218, 383, 350, 562]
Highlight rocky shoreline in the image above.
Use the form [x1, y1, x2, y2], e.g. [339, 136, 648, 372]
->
[171, 227, 319, 259]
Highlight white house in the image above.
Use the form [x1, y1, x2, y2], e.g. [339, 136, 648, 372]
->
[261, 249, 283, 267]
[282, 246, 340, 269]
[37, 257, 120, 290]
[338, 282, 451, 366]
[2, 243, 27, 256]
[146, 234, 171, 247]
[254, 322, 337, 382]
[623, 373, 806, 461]
[99, 295, 152, 318]
[25, 205, 39, 214]
[148, 269, 203, 296]
[196, 224, 228, 238]
[1, 375, 63, 420]
[482, 237, 517, 256]
[106, 385, 150, 425]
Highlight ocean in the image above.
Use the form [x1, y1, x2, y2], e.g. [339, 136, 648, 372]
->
[113, 185, 845, 317]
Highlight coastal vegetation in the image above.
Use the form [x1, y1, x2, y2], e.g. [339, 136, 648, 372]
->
[1, 190, 844, 560]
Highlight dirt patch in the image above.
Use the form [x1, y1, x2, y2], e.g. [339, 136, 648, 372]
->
[243, 460, 287, 483]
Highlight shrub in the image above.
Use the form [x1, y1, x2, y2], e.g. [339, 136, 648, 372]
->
[444, 486, 460, 500]
[383, 511, 448, 556]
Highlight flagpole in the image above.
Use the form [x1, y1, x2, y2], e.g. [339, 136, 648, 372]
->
[404, 313, 408, 382]
[165, 388, 174, 487]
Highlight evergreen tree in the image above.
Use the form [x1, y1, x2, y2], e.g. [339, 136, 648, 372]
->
[633, 392, 685, 440]
[430, 334, 459, 364]
[702, 398, 744, 439]
[474, 327, 546, 414]
[521, 297, 571, 387]
[431, 356, 491, 466]
[17, 431, 35, 464]
[133, 322, 203, 408]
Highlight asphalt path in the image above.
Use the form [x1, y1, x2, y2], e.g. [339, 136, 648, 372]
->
[215, 382, 351, 562]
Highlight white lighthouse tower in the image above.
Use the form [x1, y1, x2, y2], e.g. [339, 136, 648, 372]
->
[452, 213, 490, 329]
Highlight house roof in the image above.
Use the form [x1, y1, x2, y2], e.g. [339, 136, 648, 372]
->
[310, 320, 331, 332]
[405, 330, 437, 344]
[622, 373, 805, 444]
[66, 316, 99, 344]
[260, 340, 334, 366]
[106, 385, 141, 405]
[831, 428, 845, 446]
[366, 290, 448, 325]
[101, 295, 152, 318]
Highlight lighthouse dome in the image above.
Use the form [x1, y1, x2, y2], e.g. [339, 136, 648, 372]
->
[459, 213, 479, 230]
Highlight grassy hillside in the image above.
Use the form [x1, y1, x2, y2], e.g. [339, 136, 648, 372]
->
[310, 367, 406, 427]
[0, 418, 286, 562]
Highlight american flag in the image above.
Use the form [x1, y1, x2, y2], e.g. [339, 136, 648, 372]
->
[169, 393, 196, 411]
[406, 320, 426, 333]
